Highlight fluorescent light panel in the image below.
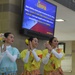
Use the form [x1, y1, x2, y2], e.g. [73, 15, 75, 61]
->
[56, 19, 65, 22]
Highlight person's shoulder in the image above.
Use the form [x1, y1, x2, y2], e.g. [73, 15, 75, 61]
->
[20, 49, 28, 57]
[21, 49, 28, 53]
[13, 47, 18, 49]
[12, 47, 19, 51]
[12, 47, 20, 54]
[42, 49, 48, 54]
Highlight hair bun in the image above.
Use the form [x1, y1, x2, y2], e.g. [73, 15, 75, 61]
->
[0, 33, 4, 42]
[25, 39, 29, 45]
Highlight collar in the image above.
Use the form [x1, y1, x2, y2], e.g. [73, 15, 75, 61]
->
[2, 44, 11, 49]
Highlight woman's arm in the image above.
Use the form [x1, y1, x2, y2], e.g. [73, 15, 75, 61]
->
[32, 49, 40, 62]
[51, 49, 64, 59]
[6, 50, 17, 62]
[42, 53, 50, 64]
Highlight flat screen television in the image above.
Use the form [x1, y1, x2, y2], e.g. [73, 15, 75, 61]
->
[20, 0, 57, 40]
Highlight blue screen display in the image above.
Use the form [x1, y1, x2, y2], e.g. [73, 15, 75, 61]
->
[22, 0, 57, 35]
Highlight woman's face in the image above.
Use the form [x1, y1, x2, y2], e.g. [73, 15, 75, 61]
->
[51, 37, 58, 48]
[31, 38, 38, 48]
[5, 34, 14, 44]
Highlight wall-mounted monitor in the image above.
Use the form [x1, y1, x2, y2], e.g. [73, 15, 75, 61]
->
[20, 0, 57, 39]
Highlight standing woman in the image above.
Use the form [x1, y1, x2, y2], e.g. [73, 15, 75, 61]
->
[0, 32, 20, 75]
[20, 37, 42, 75]
[42, 36, 65, 75]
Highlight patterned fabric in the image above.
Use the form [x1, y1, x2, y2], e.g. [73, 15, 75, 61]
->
[0, 71, 17, 75]
[21, 70, 40, 75]
[44, 67, 64, 75]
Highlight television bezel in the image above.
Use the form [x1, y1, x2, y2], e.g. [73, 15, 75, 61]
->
[20, 0, 57, 40]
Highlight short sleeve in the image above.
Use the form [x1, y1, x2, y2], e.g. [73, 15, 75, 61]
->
[20, 49, 28, 60]
[42, 49, 48, 58]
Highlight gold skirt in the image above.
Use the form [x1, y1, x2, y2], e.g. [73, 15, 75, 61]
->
[21, 69, 41, 75]
[44, 67, 64, 75]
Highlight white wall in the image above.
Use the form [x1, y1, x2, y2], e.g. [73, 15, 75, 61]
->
[60, 41, 72, 73]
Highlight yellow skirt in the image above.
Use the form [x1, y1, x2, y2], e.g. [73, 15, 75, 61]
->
[21, 69, 41, 75]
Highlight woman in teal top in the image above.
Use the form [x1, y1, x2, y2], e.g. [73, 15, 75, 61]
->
[0, 32, 20, 75]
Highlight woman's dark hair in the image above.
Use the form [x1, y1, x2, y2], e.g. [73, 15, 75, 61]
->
[49, 36, 55, 45]
[3, 32, 12, 42]
[4, 32, 12, 38]
[25, 37, 38, 45]
[28, 37, 37, 42]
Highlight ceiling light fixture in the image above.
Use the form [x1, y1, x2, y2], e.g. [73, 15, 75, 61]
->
[56, 19, 65, 22]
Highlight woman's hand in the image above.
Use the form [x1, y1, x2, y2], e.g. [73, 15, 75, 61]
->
[29, 41, 33, 50]
[1, 44, 6, 52]
[44, 42, 52, 53]
[28, 41, 33, 51]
